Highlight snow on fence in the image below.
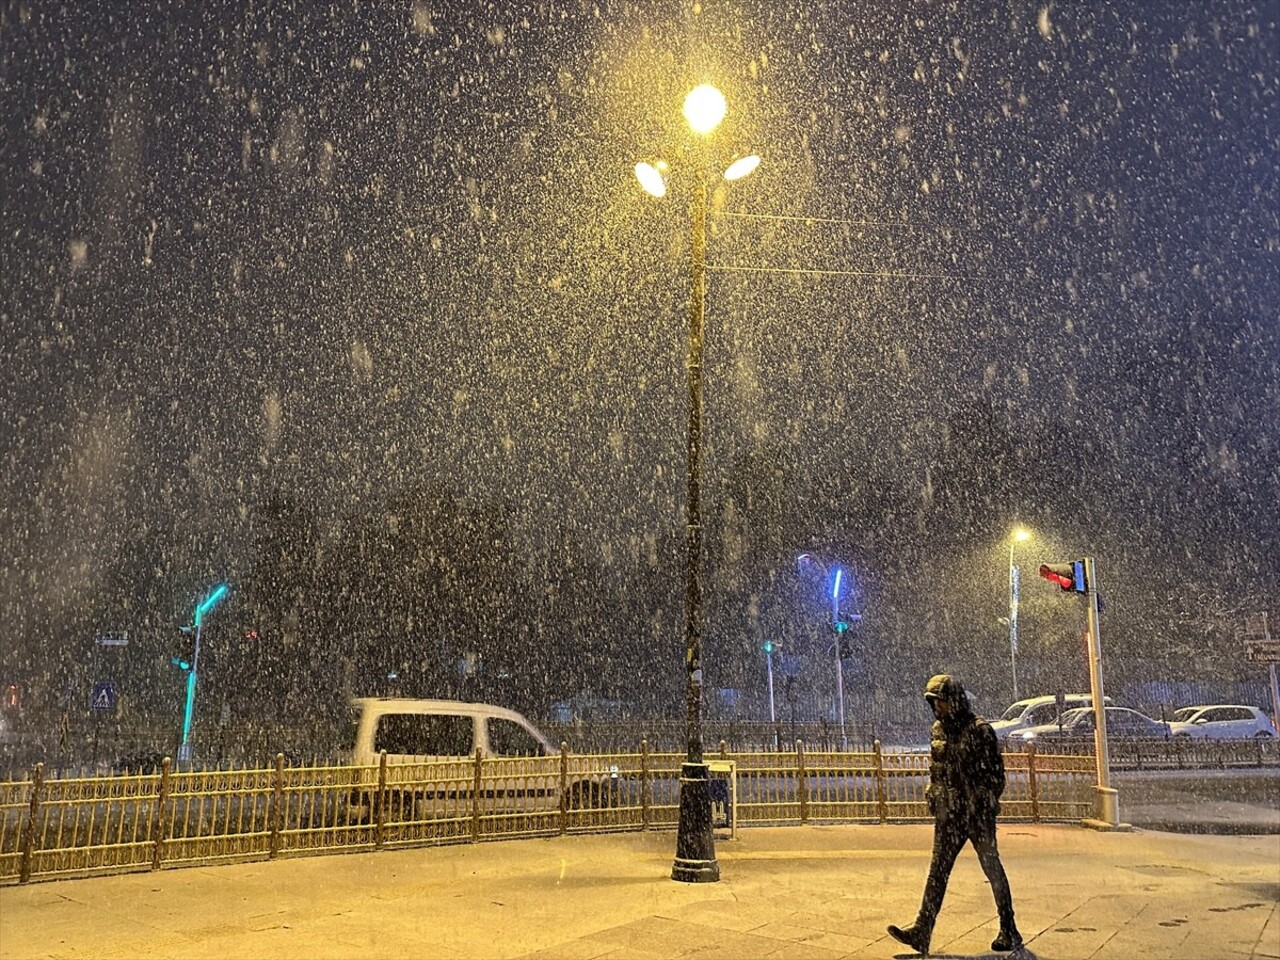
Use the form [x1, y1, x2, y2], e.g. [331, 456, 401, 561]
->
[0, 741, 1096, 885]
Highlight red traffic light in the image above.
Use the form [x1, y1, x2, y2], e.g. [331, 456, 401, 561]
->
[1039, 561, 1087, 593]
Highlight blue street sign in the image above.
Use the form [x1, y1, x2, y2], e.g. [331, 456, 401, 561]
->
[90, 681, 117, 713]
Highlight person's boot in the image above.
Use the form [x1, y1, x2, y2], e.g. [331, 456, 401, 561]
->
[991, 927, 1023, 952]
[886, 922, 932, 956]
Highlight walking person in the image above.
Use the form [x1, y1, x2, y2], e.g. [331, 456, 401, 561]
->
[888, 674, 1022, 956]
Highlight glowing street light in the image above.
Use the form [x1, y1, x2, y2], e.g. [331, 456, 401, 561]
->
[797, 553, 854, 750]
[634, 160, 669, 198]
[634, 84, 759, 885]
[682, 84, 726, 134]
[177, 582, 228, 762]
[723, 154, 761, 181]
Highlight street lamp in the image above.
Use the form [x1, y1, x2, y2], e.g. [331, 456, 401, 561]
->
[796, 554, 854, 749]
[1008, 529, 1030, 702]
[763, 640, 778, 746]
[635, 84, 759, 885]
[177, 582, 228, 762]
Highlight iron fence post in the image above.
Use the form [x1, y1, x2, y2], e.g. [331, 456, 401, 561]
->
[1027, 743, 1040, 823]
[471, 747, 483, 842]
[796, 740, 808, 824]
[150, 757, 172, 872]
[269, 753, 284, 859]
[873, 740, 887, 824]
[19, 762, 44, 884]
[559, 743, 569, 836]
[374, 750, 388, 848]
[640, 739, 651, 831]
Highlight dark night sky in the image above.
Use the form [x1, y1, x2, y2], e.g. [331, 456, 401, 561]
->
[2, 1, 1278, 709]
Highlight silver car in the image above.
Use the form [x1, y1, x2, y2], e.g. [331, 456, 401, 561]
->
[1168, 705, 1277, 739]
[1018, 705, 1170, 742]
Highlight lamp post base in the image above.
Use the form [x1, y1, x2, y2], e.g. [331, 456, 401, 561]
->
[1081, 785, 1131, 831]
[671, 761, 719, 883]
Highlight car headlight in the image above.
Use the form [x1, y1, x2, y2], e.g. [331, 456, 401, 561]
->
[1020, 730, 1036, 741]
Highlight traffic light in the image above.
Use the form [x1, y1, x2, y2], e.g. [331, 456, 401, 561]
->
[2, 683, 19, 716]
[763, 640, 774, 654]
[1039, 561, 1087, 593]
[172, 624, 195, 671]
[834, 612, 862, 634]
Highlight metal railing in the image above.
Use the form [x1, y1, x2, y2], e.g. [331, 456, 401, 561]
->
[1002, 735, 1280, 770]
[541, 719, 917, 753]
[0, 740, 1095, 885]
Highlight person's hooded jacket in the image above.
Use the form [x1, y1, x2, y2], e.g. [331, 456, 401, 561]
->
[924, 674, 1005, 821]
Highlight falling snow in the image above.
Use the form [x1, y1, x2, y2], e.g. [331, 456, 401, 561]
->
[0, 1, 1276, 771]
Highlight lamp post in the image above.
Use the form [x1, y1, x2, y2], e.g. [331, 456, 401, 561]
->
[635, 84, 759, 885]
[178, 583, 228, 762]
[797, 554, 852, 749]
[1008, 529, 1030, 702]
[763, 640, 777, 746]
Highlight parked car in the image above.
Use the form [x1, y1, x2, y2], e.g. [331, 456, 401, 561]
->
[343, 698, 622, 822]
[1168, 705, 1277, 739]
[1018, 706, 1170, 743]
[989, 693, 1107, 741]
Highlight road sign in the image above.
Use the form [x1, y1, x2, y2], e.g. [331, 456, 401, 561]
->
[95, 633, 129, 647]
[90, 681, 117, 712]
[1246, 640, 1280, 664]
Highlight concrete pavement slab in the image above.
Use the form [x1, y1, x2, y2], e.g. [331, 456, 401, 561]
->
[2, 824, 1278, 960]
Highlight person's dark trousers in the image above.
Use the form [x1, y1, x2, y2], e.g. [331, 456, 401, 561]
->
[916, 812, 1016, 936]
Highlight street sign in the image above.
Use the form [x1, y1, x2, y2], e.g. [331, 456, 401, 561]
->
[90, 681, 117, 712]
[95, 633, 129, 647]
[1246, 640, 1280, 664]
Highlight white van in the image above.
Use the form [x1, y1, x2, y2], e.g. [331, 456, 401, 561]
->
[988, 693, 1109, 741]
[344, 698, 618, 822]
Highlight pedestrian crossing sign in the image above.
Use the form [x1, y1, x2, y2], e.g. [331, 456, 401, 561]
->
[90, 681, 117, 712]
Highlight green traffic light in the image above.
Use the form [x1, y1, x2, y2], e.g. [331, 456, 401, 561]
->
[763, 641, 774, 653]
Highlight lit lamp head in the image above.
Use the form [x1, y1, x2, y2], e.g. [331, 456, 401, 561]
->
[634, 160, 669, 198]
[683, 84, 727, 134]
[1013, 528, 1031, 544]
[723, 154, 761, 181]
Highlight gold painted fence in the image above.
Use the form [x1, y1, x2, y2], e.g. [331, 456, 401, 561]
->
[0, 741, 1094, 885]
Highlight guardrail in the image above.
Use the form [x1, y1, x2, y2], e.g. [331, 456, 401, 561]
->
[1002, 735, 1280, 770]
[0, 740, 1096, 885]
[541, 718, 921, 753]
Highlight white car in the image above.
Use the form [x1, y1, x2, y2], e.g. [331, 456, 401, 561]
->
[1168, 705, 1277, 739]
[344, 698, 621, 822]
[989, 693, 1104, 741]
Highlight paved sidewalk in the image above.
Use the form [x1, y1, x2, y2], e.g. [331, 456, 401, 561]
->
[2, 824, 1277, 960]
